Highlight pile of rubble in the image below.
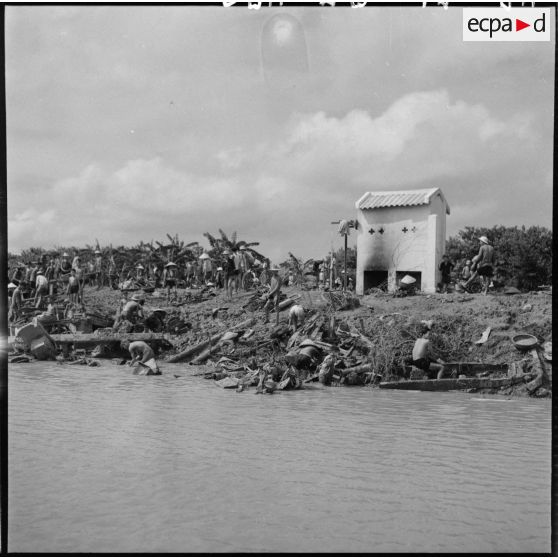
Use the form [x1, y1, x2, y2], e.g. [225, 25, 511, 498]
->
[8, 281, 552, 399]
[165, 294, 414, 392]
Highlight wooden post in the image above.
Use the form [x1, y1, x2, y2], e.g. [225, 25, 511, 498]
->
[343, 233, 348, 292]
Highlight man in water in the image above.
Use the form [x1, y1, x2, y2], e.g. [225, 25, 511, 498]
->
[122, 340, 161, 375]
[411, 324, 447, 380]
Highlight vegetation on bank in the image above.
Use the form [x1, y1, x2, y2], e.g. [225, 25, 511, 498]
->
[446, 225, 552, 290]
[8, 225, 552, 291]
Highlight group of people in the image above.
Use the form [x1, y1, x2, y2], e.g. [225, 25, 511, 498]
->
[7, 252, 96, 322]
[438, 236, 496, 295]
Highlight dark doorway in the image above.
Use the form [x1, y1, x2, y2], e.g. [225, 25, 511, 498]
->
[396, 271, 422, 290]
[363, 270, 388, 291]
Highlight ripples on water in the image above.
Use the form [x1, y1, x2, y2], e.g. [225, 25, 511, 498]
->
[8, 362, 551, 553]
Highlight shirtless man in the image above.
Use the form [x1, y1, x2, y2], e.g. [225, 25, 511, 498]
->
[72, 257, 86, 303]
[67, 269, 80, 304]
[123, 340, 161, 375]
[115, 294, 145, 327]
[412, 324, 447, 380]
[288, 304, 305, 332]
[8, 280, 23, 322]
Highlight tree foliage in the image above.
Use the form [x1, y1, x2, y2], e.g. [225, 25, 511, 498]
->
[203, 229, 268, 265]
[446, 225, 552, 289]
[8, 231, 270, 278]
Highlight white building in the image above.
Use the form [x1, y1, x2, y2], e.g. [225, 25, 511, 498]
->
[354, 188, 450, 294]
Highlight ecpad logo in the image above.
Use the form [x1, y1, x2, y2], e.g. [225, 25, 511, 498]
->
[463, 8, 550, 41]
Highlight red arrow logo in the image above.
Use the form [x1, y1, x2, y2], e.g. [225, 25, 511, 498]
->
[516, 18, 530, 31]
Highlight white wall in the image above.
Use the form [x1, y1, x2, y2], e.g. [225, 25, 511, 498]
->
[355, 195, 447, 294]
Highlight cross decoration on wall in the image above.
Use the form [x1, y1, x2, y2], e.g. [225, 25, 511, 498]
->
[402, 226, 408, 233]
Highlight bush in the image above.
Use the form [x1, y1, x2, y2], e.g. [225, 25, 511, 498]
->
[446, 225, 552, 290]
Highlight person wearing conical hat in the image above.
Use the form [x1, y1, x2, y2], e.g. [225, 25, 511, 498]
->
[27, 262, 39, 295]
[34, 268, 49, 309]
[8, 279, 23, 323]
[465, 236, 495, 295]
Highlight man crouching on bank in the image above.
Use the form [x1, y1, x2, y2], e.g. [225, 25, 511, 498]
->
[121, 340, 161, 375]
[412, 323, 447, 380]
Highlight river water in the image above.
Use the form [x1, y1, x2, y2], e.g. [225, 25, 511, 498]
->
[8, 361, 551, 554]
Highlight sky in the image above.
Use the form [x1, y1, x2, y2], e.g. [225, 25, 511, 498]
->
[5, 4, 555, 264]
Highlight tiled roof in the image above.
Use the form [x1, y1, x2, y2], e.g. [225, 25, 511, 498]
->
[356, 188, 450, 214]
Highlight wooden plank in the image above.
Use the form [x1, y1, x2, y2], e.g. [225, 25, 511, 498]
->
[167, 317, 255, 363]
[379, 377, 512, 391]
[8, 332, 169, 349]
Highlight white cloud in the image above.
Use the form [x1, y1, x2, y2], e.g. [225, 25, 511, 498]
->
[278, 89, 532, 185]
[10, 88, 540, 256]
[8, 157, 250, 252]
[8, 207, 57, 249]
